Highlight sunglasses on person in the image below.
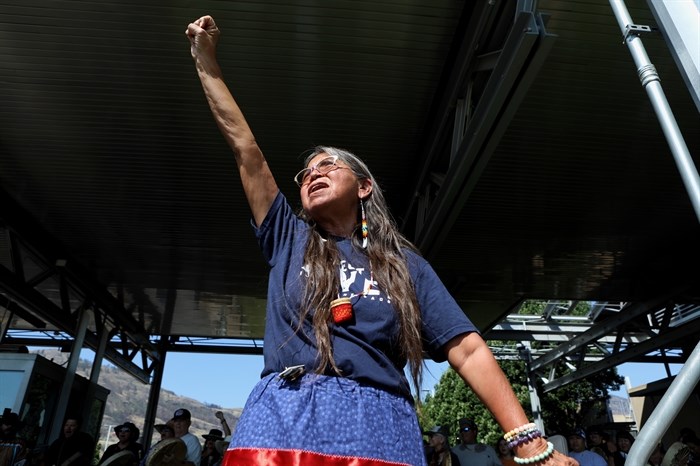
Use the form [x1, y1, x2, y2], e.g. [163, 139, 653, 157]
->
[119, 429, 131, 433]
[293, 155, 348, 187]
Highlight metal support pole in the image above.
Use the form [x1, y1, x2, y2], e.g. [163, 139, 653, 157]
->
[142, 349, 167, 451]
[0, 306, 11, 342]
[142, 288, 175, 450]
[610, 0, 700, 223]
[90, 314, 110, 385]
[520, 342, 546, 434]
[625, 340, 700, 465]
[50, 306, 90, 441]
[84, 311, 109, 433]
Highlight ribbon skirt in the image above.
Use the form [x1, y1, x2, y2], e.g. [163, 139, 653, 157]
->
[222, 373, 427, 466]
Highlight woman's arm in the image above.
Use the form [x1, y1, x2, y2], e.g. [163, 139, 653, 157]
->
[445, 332, 578, 465]
[186, 16, 278, 227]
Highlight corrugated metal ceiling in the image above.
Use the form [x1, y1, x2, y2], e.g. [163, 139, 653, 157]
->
[1, 0, 699, 345]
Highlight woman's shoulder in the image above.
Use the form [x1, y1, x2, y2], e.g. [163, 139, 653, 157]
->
[401, 247, 425, 264]
[257, 191, 308, 231]
[401, 247, 438, 278]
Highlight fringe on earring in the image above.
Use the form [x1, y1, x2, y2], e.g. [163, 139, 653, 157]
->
[361, 198, 368, 249]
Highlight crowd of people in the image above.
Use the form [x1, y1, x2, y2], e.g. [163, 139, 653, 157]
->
[420, 419, 700, 466]
[6, 402, 698, 466]
[0, 408, 234, 466]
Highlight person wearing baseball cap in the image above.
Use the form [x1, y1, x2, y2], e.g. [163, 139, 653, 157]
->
[171, 409, 201, 466]
[567, 428, 606, 466]
[173, 409, 191, 422]
[423, 426, 460, 466]
[452, 418, 500, 466]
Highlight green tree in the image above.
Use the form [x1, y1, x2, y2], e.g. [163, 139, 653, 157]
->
[537, 360, 623, 434]
[420, 359, 622, 446]
[419, 369, 506, 447]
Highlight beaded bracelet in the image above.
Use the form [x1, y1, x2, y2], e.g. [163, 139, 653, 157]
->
[507, 429, 542, 450]
[505, 422, 542, 450]
[504, 423, 539, 442]
[513, 441, 555, 465]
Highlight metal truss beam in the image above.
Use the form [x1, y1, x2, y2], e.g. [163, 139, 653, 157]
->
[485, 297, 699, 393]
[401, 0, 501, 235]
[540, 313, 700, 392]
[159, 336, 264, 355]
[0, 265, 83, 335]
[0, 188, 158, 383]
[6, 333, 266, 359]
[487, 323, 649, 343]
[0, 293, 45, 328]
[404, 3, 557, 259]
[529, 295, 676, 371]
[165, 345, 263, 355]
[3, 333, 153, 385]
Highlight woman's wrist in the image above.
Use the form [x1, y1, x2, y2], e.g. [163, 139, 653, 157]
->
[513, 437, 549, 459]
[513, 441, 555, 464]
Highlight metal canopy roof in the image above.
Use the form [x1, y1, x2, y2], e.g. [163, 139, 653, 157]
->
[1, 0, 699, 384]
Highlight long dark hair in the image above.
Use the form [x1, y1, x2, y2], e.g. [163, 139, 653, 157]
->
[297, 146, 424, 397]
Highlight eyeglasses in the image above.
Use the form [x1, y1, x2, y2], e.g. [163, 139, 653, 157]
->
[461, 427, 473, 432]
[119, 429, 130, 433]
[294, 155, 346, 187]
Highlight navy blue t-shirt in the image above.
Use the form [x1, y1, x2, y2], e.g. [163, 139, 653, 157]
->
[255, 192, 478, 399]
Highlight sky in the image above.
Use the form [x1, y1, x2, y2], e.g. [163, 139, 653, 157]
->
[157, 352, 684, 409]
[158, 353, 451, 408]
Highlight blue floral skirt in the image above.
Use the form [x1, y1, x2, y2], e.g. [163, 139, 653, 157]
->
[221, 373, 427, 466]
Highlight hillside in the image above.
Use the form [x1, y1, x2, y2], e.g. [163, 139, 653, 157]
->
[35, 350, 242, 447]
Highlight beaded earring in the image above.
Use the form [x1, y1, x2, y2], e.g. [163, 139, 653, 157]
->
[361, 198, 368, 249]
[330, 197, 371, 325]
